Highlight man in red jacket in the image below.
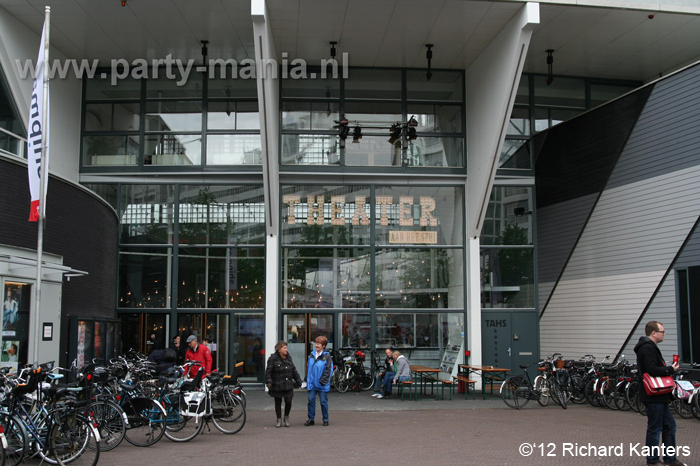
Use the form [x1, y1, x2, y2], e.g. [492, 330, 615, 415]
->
[185, 334, 212, 378]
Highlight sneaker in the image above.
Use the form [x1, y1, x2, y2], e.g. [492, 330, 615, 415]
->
[375, 394, 383, 399]
[304, 419, 314, 426]
[371, 393, 380, 397]
[323, 421, 329, 426]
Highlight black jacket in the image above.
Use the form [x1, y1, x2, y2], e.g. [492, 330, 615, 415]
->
[265, 351, 302, 393]
[634, 336, 674, 403]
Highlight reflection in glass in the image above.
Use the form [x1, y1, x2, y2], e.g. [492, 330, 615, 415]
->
[118, 247, 171, 308]
[281, 185, 372, 246]
[82, 135, 139, 166]
[84, 102, 140, 132]
[344, 135, 400, 167]
[375, 249, 453, 309]
[234, 314, 265, 380]
[207, 101, 260, 130]
[339, 313, 371, 348]
[178, 185, 265, 245]
[144, 134, 201, 165]
[373, 185, 463, 247]
[480, 248, 534, 308]
[206, 134, 262, 165]
[407, 104, 462, 133]
[178, 247, 264, 309]
[282, 101, 339, 130]
[373, 312, 464, 353]
[281, 134, 338, 165]
[404, 136, 464, 167]
[119, 185, 175, 245]
[282, 248, 371, 308]
[481, 186, 533, 245]
[499, 139, 530, 169]
[145, 101, 202, 132]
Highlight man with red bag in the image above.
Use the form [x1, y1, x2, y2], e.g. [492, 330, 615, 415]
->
[634, 321, 684, 466]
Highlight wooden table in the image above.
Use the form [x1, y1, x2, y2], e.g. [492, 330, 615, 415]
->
[459, 365, 510, 399]
[410, 365, 442, 399]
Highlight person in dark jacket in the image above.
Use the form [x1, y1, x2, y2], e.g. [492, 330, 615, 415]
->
[170, 335, 185, 365]
[265, 341, 302, 428]
[305, 336, 333, 426]
[634, 321, 684, 466]
[371, 348, 394, 397]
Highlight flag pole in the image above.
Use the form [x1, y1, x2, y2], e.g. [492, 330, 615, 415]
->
[32, 6, 50, 368]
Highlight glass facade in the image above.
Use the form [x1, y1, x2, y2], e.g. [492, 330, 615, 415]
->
[480, 186, 535, 309]
[280, 68, 465, 168]
[80, 67, 640, 377]
[82, 70, 260, 167]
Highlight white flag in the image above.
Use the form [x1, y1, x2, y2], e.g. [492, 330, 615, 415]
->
[27, 18, 49, 222]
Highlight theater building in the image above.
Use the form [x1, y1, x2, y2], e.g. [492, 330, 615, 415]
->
[1, 0, 699, 380]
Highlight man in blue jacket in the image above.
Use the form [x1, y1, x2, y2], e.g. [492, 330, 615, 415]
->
[634, 321, 684, 466]
[305, 335, 333, 426]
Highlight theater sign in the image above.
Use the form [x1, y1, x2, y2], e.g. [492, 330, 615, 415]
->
[282, 194, 439, 244]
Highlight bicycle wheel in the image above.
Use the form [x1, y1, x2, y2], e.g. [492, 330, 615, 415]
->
[614, 383, 631, 411]
[123, 397, 166, 447]
[501, 376, 530, 410]
[671, 398, 693, 419]
[569, 375, 586, 404]
[584, 378, 601, 407]
[2, 413, 26, 466]
[533, 376, 549, 407]
[49, 413, 100, 466]
[336, 371, 350, 393]
[626, 380, 640, 413]
[550, 379, 567, 409]
[601, 379, 618, 410]
[91, 400, 126, 451]
[693, 393, 700, 420]
[162, 392, 203, 443]
[359, 368, 374, 391]
[211, 388, 246, 435]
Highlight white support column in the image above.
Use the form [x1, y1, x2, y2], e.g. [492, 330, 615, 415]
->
[252, 0, 281, 366]
[463, 3, 539, 376]
[465, 2, 539, 238]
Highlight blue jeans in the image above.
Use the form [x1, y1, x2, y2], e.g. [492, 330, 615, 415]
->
[644, 402, 677, 464]
[307, 390, 329, 422]
[382, 371, 396, 395]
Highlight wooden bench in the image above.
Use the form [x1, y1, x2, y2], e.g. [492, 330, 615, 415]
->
[455, 375, 477, 400]
[397, 380, 414, 400]
[435, 373, 456, 400]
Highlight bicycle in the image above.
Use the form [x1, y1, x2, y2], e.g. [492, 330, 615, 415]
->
[500, 361, 549, 409]
[1, 365, 100, 466]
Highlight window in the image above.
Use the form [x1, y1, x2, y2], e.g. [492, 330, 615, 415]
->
[81, 71, 261, 168]
[280, 68, 465, 168]
[677, 267, 700, 364]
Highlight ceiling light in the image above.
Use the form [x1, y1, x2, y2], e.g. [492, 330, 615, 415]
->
[352, 126, 362, 143]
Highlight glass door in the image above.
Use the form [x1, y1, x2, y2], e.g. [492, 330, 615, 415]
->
[121, 312, 170, 356]
[177, 313, 230, 373]
[283, 313, 334, 380]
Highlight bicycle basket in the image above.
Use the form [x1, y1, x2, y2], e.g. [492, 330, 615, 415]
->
[675, 380, 695, 400]
[182, 391, 207, 417]
[354, 351, 365, 362]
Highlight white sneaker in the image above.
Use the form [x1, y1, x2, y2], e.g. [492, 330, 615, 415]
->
[375, 394, 384, 399]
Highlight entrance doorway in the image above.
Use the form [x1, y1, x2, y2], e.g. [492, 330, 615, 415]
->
[482, 310, 538, 376]
[176, 313, 230, 374]
[282, 313, 334, 379]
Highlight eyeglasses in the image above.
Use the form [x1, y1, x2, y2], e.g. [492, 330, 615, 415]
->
[655, 330, 665, 334]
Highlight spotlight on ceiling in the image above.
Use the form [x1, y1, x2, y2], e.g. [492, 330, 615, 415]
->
[388, 125, 402, 145]
[352, 126, 362, 143]
[546, 49, 554, 86]
[338, 115, 350, 148]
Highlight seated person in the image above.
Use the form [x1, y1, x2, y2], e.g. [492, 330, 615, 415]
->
[371, 348, 395, 397]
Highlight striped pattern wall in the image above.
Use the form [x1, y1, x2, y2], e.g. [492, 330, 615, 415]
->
[537, 62, 700, 361]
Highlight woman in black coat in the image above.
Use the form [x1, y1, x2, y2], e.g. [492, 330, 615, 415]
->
[265, 341, 303, 427]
